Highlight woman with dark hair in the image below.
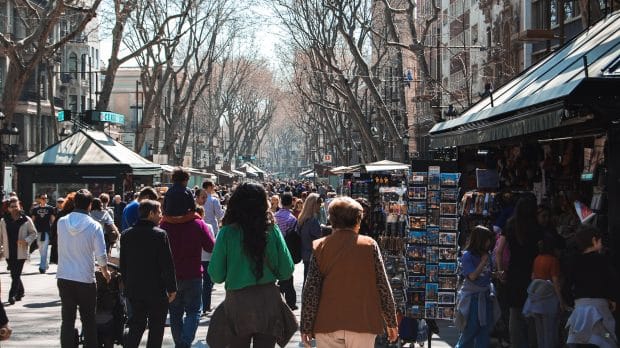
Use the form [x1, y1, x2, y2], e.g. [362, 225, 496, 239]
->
[90, 198, 119, 254]
[497, 193, 543, 348]
[207, 183, 297, 348]
[49, 192, 76, 264]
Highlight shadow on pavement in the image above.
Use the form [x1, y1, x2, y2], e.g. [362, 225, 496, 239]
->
[24, 300, 62, 308]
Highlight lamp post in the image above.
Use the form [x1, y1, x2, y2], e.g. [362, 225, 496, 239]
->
[0, 111, 20, 200]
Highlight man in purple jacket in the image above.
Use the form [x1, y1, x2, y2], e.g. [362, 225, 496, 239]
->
[161, 214, 215, 348]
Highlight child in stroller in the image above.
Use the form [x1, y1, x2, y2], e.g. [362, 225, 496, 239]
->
[77, 263, 126, 347]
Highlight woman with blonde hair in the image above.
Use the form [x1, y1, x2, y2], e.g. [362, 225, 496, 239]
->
[297, 193, 323, 282]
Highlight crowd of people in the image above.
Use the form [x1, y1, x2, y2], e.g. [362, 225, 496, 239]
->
[0, 172, 617, 347]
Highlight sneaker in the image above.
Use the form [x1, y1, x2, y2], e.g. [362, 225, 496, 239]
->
[39, 268, 46, 274]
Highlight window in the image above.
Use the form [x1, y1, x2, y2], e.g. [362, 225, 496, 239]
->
[69, 95, 78, 113]
[81, 54, 87, 79]
[68, 53, 78, 79]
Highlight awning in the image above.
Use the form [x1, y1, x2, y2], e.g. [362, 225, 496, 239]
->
[215, 169, 235, 178]
[238, 162, 266, 174]
[18, 129, 161, 176]
[429, 11, 620, 147]
[161, 165, 214, 178]
[231, 169, 246, 177]
[364, 160, 410, 172]
[299, 169, 315, 177]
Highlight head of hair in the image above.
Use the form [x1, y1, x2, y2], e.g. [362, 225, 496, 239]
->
[328, 197, 363, 229]
[74, 189, 94, 210]
[99, 193, 110, 204]
[172, 167, 190, 183]
[466, 225, 495, 255]
[138, 187, 158, 201]
[298, 193, 322, 226]
[202, 180, 214, 190]
[281, 192, 294, 207]
[293, 199, 303, 210]
[506, 192, 538, 245]
[8, 196, 20, 208]
[38, 193, 48, 199]
[574, 224, 602, 252]
[195, 205, 205, 218]
[91, 198, 103, 211]
[222, 183, 273, 280]
[138, 200, 161, 220]
[60, 192, 77, 214]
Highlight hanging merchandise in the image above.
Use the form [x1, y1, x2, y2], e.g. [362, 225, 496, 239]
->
[405, 166, 461, 321]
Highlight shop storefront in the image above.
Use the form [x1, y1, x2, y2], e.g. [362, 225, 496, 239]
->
[429, 10, 620, 291]
[16, 129, 161, 209]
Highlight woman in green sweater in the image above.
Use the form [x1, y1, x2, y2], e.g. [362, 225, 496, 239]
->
[206, 183, 298, 348]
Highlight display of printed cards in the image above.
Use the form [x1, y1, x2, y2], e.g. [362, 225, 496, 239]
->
[410, 172, 428, 185]
[408, 276, 426, 289]
[409, 230, 426, 244]
[426, 227, 439, 244]
[438, 292, 456, 305]
[425, 283, 438, 301]
[439, 276, 457, 290]
[426, 246, 439, 263]
[440, 202, 457, 216]
[407, 245, 426, 260]
[438, 306, 454, 320]
[440, 173, 460, 186]
[441, 188, 459, 202]
[440, 217, 458, 230]
[426, 264, 439, 283]
[428, 209, 440, 227]
[425, 302, 438, 319]
[411, 261, 426, 274]
[439, 232, 457, 246]
[408, 290, 425, 305]
[408, 201, 427, 215]
[439, 247, 458, 261]
[439, 262, 457, 275]
[427, 190, 441, 209]
[409, 187, 427, 200]
[409, 216, 427, 230]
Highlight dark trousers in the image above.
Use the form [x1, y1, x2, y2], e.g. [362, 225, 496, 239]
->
[124, 297, 169, 348]
[58, 279, 97, 348]
[229, 332, 277, 348]
[278, 277, 296, 307]
[7, 258, 25, 299]
[201, 261, 213, 312]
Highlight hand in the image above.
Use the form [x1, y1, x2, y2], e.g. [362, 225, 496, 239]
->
[101, 268, 111, 283]
[168, 291, 177, 303]
[609, 300, 616, 312]
[480, 253, 489, 265]
[301, 333, 313, 348]
[387, 326, 399, 343]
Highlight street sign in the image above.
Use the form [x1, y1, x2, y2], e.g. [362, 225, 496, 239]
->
[323, 154, 332, 163]
[98, 111, 125, 125]
[57, 110, 71, 122]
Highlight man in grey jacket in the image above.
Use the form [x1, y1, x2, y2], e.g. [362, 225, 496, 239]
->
[57, 189, 110, 348]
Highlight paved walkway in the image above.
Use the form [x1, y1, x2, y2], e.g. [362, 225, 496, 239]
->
[1, 250, 458, 347]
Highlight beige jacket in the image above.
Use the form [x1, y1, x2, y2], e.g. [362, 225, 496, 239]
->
[0, 215, 37, 260]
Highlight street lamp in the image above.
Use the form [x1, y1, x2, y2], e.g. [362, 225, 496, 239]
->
[0, 113, 20, 199]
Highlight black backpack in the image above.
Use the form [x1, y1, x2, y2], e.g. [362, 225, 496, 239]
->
[284, 225, 302, 264]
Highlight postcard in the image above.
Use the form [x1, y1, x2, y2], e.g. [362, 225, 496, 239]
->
[439, 232, 457, 246]
[440, 202, 457, 216]
[409, 276, 426, 289]
[425, 301, 438, 319]
[426, 246, 439, 264]
[426, 264, 439, 283]
[427, 227, 439, 245]
[438, 306, 455, 320]
[441, 188, 459, 202]
[407, 245, 426, 260]
[427, 190, 441, 209]
[412, 261, 426, 274]
[409, 216, 427, 230]
[409, 231, 426, 244]
[409, 305, 422, 318]
[438, 292, 456, 305]
[410, 187, 427, 200]
[428, 209, 440, 227]
[439, 262, 457, 275]
[440, 173, 460, 186]
[408, 290, 425, 305]
[439, 247, 458, 261]
[408, 201, 427, 215]
[440, 217, 458, 230]
[439, 276, 457, 290]
[425, 283, 438, 301]
[410, 172, 428, 185]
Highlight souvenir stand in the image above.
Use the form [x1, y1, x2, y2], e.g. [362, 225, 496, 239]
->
[400, 161, 461, 347]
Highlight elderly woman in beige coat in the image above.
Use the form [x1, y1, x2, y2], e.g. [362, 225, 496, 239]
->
[0, 197, 37, 304]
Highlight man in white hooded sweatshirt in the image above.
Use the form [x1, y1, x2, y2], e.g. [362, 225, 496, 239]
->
[56, 189, 110, 348]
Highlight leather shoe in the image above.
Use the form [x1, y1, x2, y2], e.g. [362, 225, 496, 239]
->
[8, 297, 15, 305]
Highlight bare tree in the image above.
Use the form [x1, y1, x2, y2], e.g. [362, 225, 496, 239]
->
[0, 0, 102, 122]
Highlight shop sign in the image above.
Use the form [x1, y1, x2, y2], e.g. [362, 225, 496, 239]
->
[323, 154, 332, 163]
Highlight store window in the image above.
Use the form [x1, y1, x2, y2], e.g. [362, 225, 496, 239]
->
[32, 183, 115, 203]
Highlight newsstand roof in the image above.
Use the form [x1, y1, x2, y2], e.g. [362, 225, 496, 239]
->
[17, 129, 161, 175]
[429, 10, 620, 147]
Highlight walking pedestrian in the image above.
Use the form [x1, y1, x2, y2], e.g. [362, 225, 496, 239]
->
[207, 183, 297, 348]
[0, 197, 37, 304]
[274, 192, 298, 310]
[30, 193, 55, 273]
[161, 206, 214, 348]
[50, 193, 75, 265]
[455, 225, 500, 348]
[120, 200, 177, 348]
[122, 187, 159, 230]
[297, 193, 322, 283]
[90, 198, 119, 255]
[56, 189, 111, 348]
[111, 195, 126, 230]
[195, 202, 216, 316]
[300, 197, 398, 348]
[202, 180, 224, 232]
[565, 224, 618, 347]
[163, 168, 196, 219]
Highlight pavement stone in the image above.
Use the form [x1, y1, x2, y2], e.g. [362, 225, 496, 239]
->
[0, 249, 458, 347]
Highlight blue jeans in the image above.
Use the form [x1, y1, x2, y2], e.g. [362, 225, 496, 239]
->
[201, 261, 213, 312]
[456, 294, 493, 348]
[169, 278, 202, 348]
[38, 234, 50, 271]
